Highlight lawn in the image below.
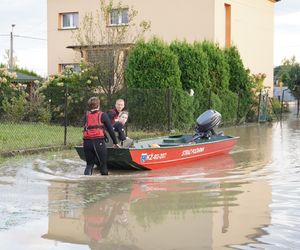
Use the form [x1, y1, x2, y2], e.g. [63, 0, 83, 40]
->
[0, 122, 82, 153]
[0, 122, 176, 155]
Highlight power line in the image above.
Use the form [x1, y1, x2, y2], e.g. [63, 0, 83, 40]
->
[14, 34, 47, 41]
[0, 34, 46, 40]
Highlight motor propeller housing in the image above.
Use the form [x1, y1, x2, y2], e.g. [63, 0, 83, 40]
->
[194, 109, 222, 140]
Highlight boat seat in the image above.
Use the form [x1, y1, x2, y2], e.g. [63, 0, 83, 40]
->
[158, 143, 181, 147]
[163, 138, 186, 143]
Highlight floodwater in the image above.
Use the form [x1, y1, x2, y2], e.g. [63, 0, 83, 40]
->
[1, 109, 300, 250]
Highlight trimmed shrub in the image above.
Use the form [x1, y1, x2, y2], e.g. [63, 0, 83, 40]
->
[125, 38, 181, 89]
[2, 93, 27, 122]
[170, 40, 209, 92]
[197, 41, 229, 92]
[126, 88, 173, 130]
[218, 89, 238, 124]
[172, 89, 195, 130]
[170, 40, 209, 119]
[126, 88, 194, 131]
[224, 46, 253, 120]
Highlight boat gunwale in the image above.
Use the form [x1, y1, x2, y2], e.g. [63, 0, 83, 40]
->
[117, 135, 239, 151]
[136, 146, 235, 166]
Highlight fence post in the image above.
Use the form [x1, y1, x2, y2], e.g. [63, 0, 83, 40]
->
[64, 83, 68, 146]
[125, 86, 128, 136]
[257, 91, 261, 122]
[280, 89, 286, 120]
[208, 89, 211, 109]
[236, 91, 240, 125]
[167, 88, 172, 131]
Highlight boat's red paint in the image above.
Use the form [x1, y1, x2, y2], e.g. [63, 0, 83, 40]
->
[128, 137, 237, 170]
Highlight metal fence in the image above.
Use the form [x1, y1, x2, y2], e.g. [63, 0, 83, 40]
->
[0, 88, 249, 155]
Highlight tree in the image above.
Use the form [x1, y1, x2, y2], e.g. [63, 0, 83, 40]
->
[279, 57, 300, 98]
[3, 49, 18, 69]
[278, 56, 300, 115]
[73, 0, 150, 105]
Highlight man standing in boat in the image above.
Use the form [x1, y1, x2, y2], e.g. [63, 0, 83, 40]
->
[83, 97, 119, 176]
[106, 99, 125, 125]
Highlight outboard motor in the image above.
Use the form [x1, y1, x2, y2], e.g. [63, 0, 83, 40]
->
[194, 109, 222, 140]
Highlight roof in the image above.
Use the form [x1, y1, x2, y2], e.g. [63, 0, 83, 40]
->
[12, 72, 41, 83]
[67, 43, 134, 50]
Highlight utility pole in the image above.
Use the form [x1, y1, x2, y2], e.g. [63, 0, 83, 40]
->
[9, 24, 15, 70]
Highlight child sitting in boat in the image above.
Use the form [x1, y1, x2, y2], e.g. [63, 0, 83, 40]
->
[107, 111, 133, 148]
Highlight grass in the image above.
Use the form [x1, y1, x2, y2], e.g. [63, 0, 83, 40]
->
[0, 122, 179, 154]
[0, 122, 82, 153]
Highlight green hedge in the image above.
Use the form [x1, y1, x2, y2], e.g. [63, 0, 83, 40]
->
[198, 41, 229, 92]
[224, 46, 253, 120]
[170, 40, 209, 119]
[125, 38, 181, 89]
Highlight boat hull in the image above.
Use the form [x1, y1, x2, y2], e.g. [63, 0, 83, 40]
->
[75, 135, 238, 170]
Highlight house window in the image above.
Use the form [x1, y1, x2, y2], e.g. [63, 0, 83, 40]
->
[59, 63, 80, 73]
[110, 8, 128, 26]
[60, 12, 79, 29]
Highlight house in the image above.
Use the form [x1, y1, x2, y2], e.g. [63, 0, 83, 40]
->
[47, 0, 281, 93]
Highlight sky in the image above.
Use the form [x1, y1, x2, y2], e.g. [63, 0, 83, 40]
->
[0, 0, 47, 76]
[0, 0, 299, 77]
[274, 0, 300, 66]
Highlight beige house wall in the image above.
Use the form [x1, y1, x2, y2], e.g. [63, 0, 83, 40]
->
[126, 0, 215, 42]
[48, 0, 277, 93]
[214, 0, 275, 92]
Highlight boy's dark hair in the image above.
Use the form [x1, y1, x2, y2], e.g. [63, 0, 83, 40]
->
[88, 97, 100, 110]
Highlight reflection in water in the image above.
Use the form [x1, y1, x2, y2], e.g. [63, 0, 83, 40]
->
[2, 113, 300, 249]
[41, 154, 271, 250]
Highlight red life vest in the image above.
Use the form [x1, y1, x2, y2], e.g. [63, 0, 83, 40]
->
[83, 111, 105, 139]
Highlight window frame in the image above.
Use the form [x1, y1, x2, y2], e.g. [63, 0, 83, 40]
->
[58, 63, 80, 73]
[59, 12, 79, 30]
[109, 8, 129, 26]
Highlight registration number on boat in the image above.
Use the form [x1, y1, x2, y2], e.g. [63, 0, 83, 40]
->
[181, 147, 204, 156]
[140, 152, 167, 162]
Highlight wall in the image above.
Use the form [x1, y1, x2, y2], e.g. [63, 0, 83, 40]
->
[48, 0, 276, 94]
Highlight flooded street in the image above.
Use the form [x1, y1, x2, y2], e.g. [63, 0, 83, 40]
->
[1, 109, 300, 249]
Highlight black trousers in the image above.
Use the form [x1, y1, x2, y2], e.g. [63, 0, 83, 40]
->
[83, 138, 108, 175]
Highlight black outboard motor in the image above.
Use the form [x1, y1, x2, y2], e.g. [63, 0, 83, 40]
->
[194, 109, 222, 140]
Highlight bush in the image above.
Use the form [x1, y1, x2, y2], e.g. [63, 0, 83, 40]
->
[224, 46, 253, 120]
[218, 89, 238, 124]
[41, 68, 92, 125]
[125, 38, 181, 89]
[197, 41, 229, 92]
[170, 41, 209, 119]
[126, 88, 171, 130]
[172, 89, 194, 129]
[2, 93, 27, 122]
[0, 67, 17, 115]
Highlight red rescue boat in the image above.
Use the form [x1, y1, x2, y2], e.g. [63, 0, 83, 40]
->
[75, 134, 238, 170]
[75, 110, 238, 170]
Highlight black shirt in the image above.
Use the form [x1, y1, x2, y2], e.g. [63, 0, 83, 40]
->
[113, 121, 126, 141]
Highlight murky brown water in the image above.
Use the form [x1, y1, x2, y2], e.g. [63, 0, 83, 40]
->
[1, 108, 300, 250]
